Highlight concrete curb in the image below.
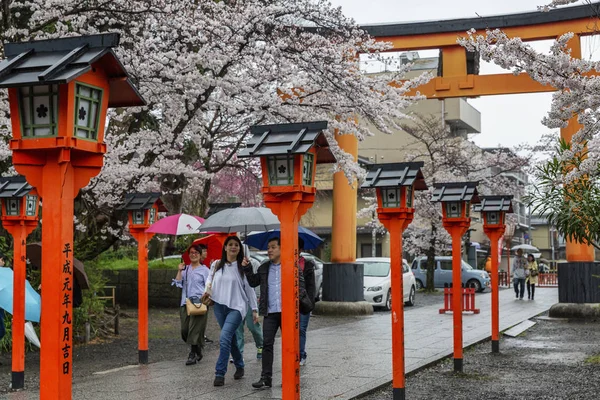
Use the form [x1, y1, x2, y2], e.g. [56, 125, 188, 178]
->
[313, 301, 373, 316]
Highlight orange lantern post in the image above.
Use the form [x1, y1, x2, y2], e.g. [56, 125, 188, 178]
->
[431, 182, 480, 373]
[474, 195, 513, 353]
[119, 193, 166, 364]
[0, 176, 40, 390]
[239, 121, 334, 399]
[0, 33, 144, 399]
[362, 162, 427, 400]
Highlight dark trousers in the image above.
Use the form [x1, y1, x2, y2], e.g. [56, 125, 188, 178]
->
[514, 278, 525, 299]
[527, 282, 536, 299]
[179, 306, 208, 349]
[261, 312, 282, 379]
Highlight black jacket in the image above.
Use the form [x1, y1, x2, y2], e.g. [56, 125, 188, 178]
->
[243, 257, 316, 317]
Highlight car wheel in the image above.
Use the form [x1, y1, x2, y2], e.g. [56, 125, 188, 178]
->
[405, 286, 416, 307]
[415, 279, 424, 290]
[384, 289, 392, 311]
[467, 279, 482, 292]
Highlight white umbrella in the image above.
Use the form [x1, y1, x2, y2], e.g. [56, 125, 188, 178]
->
[24, 321, 40, 348]
[511, 244, 539, 252]
[198, 207, 280, 233]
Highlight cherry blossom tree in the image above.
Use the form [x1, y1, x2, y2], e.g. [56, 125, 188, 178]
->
[0, 0, 431, 259]
[458, 0, 600, 255]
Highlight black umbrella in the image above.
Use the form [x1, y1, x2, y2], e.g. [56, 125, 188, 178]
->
[26, 243, 90, 289]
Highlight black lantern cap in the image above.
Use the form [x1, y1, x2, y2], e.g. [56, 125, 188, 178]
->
[119, 192, 167, 212]
[472, 195, 514, 213]
[0, 176, 33, 198]
[206, 202, 242, 218]
[361, 161, 427, 190]
[238, 121, 335, 164]
[431, 182, 480, 203]
[0, 33, 145, 107]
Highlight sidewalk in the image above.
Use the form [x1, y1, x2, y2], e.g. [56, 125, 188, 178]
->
[4, 287, 557, 400]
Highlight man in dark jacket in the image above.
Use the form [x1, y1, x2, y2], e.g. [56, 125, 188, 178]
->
[244, 237, 309, 389]
[298, 238, 316, 366]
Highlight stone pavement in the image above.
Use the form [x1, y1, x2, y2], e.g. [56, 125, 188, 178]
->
[4, 287, 557, 400]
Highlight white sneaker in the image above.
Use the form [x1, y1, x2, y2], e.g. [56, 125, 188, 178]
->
[299, 357, 307, 366]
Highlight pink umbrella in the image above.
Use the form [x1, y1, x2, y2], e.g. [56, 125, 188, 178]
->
[146, 213, 205, 235]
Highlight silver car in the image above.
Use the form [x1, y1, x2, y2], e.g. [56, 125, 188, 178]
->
[411, 256, 490, 292]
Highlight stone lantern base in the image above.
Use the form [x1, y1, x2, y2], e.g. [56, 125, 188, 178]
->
[313, 262, 373, 316]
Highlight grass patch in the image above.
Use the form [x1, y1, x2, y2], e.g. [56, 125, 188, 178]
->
[585, 355, 600, 364]
[96, 256, 180, 270]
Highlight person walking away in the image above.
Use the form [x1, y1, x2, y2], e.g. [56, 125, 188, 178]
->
[526, 253, 539, 300]
[484, 256, 492, 273]
[204, 236, 259, 387]
[298, 239, 316, 366]
[172, 244, 210, 365]
[512, 248, 527, 300]
[233, 256, 264, 362]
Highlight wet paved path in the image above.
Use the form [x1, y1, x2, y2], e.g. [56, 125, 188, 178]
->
[4, 287, 557, 399]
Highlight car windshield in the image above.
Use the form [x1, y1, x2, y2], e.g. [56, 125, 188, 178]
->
[462, 261, 473, 270]
[362, 262, 390, 277]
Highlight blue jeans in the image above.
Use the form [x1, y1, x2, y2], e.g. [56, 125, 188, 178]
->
[236, 306, 263, 355]
[213, 303, 244, 377]
[299, 312, 310, 359]
[514, 278, 526, 299]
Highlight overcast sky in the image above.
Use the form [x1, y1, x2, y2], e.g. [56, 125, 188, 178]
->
[329, 0, 597, 149]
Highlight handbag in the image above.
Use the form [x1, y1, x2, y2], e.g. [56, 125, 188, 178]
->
[531, 268, 539, 277]
[186, 296, 207, 316]
[201, 261, 217, 307]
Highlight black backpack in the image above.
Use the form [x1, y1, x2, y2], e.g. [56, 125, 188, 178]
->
[298, 258, 315, 314]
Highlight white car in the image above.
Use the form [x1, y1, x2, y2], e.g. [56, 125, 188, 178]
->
[358, 257, 416, 310]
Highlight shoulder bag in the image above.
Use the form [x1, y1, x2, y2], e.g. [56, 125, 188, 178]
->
[201, 261, 217, 306]
[186, 296, 207, 316]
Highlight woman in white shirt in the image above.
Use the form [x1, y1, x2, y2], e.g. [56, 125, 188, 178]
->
[205, 236, 258, 387]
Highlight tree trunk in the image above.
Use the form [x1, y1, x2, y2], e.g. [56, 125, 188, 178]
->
[425, 222, 437, 292]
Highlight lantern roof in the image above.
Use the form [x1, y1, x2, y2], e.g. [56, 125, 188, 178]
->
[361, 162, 427, 190]
[119, 192, 168, 212]
[238, 121, 335, 163]
[206, 202, 242, 217]
[472, 195, 514, 213]
[431, 182, 480, 203]
[0, 33, 145, 107]
[0, 176, 33, 198]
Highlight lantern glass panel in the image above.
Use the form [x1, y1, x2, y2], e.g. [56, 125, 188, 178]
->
[25, 195, 37, 216]
[74, 83, 103, 140]
[465, 201, 471, 218]
[132, 210, 145, 225]
[267, 155, 294, 186]
[302, 153, 314, 186]
[445, 202, 462, 218]
[19, 85, 59, 137]
[382, 187, 400, 208]
[6, 198, 20, 216]
[486, 211, 500, 224]
[149, 208, 157, 224]
[406, 186, 413, 208]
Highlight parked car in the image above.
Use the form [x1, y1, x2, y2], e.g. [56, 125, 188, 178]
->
[358, 257, 416, 311]
[249, 251, 324, 302]
[411, 256, 490, 292]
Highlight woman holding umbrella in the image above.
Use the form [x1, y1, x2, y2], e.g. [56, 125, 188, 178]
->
[204, 236, 258, 387]
[172, 244, 209, 366]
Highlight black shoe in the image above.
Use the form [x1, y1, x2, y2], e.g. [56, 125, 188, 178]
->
[196, 351, 203, 362]
[252, 376, 272, 388]
[214, 376, 225, 386]
[234, 367, 245, 380]
[204, 335, 213, 343]
[186, 351, 199, 365]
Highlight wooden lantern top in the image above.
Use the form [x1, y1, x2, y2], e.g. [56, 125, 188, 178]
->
[472, 195, 514, 213]
[361, 161, 427, 190]
[0, 33, 144, 107]
[119, 192, 168, 212]
[238, 121, 334, 163]
[431, 181, 480, 204]
[0, 175, 34, 198]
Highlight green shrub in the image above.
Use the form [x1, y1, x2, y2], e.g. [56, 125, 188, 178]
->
[72, 261, 108, 342]
[0, 313, 37, 353]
